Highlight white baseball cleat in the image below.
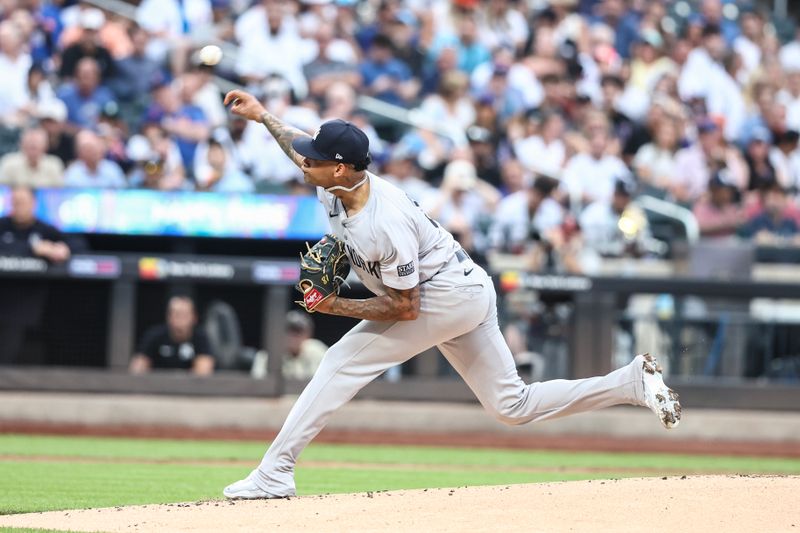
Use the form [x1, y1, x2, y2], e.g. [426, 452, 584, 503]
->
[223, 473, 293, 500]
[638, 353, 681, 429]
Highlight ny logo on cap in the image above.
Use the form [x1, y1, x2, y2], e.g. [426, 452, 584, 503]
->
[335, 153, 343, 160]
[313, 127, 321, 140]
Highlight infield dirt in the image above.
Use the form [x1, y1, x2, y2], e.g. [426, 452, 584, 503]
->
[0, 475, 797, 532]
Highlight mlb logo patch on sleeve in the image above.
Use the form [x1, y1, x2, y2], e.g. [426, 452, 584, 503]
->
[397, 261, 415, 277]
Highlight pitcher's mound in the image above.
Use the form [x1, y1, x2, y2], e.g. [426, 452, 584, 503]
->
[1, 475, 797, 532]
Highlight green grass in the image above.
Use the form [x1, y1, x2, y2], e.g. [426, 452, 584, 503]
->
[1, 434, 799, 515]
[0, 529, 92, 533]
[2, 434, 799, 474]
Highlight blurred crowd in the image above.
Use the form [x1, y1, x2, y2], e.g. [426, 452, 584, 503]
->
[1, 0, 800, 274]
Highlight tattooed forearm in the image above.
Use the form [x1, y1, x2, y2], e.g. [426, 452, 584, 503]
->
[260, 111, 309, 168]
[324, 286, 420, 321]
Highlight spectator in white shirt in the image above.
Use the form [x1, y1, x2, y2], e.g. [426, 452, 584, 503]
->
[489, 174, 563, 254]
[678, 24, 745, 141]
[562, 127, 631, 211]
[477, 0, 529, 54]
[185, 61, 227, 129]
[471, 45, 542, 110]
[0, 21, 33, 125]
[763, 100, 789, 142]
[234, 0, 299, 46]
[769, 130, 800, 192]
[779, 26, 800, 74]
[136, 0, 212, 68]
[733, 9, 764, 84]
[64, 130, 126, 188]
[235, 0, 314, 100]
[419, 70, 476, 135]
[740, 80, 777, 145]
[208, 115, 255, 175]
[633, 119, 681, 195]
[777, 68, 800, 133]
[579, 178, 652, 258]
[424, 159, 500, 255]
[514, 110, 566, 179]
[383, 143, 434, 204]
[25, 64, 59, 115]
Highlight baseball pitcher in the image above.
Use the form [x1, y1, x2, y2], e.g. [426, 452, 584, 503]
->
[221, 90, 681, 499]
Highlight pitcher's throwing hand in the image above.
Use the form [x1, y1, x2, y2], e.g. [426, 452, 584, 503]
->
[224, 90, 266, 122]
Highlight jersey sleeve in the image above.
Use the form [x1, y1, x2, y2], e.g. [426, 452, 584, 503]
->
[378, 222, 420, 290]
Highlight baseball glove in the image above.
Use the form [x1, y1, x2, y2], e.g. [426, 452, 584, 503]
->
[295, 234, 350, 312]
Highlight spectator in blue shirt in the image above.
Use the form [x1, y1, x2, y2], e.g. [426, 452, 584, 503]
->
[108, 24, 162, 131]
[590, 0, 642, 59]
[64, 130, 127, 188]
[743, 182, 799, 244]
[355, 0, 399, 52]
[476, 67, 526, 123]
[428, 15, 491, 74]
[700, 0, 740, 46]
[56, 57, 115, 132]
[359, 34, 419, 108]
[144, 74, 210, 176]
[195, 139, 254, 193]
[29, 3, 62, 65]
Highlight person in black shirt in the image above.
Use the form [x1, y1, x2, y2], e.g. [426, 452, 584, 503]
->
[600, 74, 636, 156]
[0, 185, 70, 262]
[129, 296, 215, 375]
[35, 100, 76, 165]
[58, 9, 115, 82]
[744, 126, 780, 191]
[0, 186, 71, 365]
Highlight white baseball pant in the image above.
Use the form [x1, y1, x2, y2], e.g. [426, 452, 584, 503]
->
[253, 261, 646, 496]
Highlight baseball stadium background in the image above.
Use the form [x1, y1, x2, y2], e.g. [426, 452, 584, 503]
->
[1, 0, 800, 531]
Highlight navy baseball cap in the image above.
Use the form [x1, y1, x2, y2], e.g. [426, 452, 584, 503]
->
[292, 119, 371, 168]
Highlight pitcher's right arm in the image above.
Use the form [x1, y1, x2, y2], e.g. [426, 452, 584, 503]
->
[224, 89, 309, 169]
